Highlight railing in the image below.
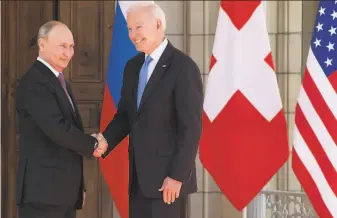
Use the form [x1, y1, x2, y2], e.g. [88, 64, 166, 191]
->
[247, 190, 317, 218]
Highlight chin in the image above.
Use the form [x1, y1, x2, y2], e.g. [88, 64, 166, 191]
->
[134, 42, 148, 51]
[134, 45, 143, 52]
[58, 63, 69, 71]
[62, 61, 70, 66]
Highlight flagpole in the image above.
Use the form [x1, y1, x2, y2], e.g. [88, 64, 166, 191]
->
[243, 207, 247, 218]
[263, 0, 267, 14]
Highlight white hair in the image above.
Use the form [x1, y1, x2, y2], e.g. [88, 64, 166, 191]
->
[127, 2, 166, 31]
[38, 20, 66, 40]
[37, 21, 67, 49]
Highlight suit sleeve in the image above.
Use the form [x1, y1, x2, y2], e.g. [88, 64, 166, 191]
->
[101, 62, 131, 158]
[17, 82, 97, 157]
[168, 58, 204, 182]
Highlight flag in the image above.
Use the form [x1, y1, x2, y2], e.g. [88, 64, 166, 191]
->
[199, 0, 289, 210]
[292, 1, 337, 217]
[99, 1, 153, 217]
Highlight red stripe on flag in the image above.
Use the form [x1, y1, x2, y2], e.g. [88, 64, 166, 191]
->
[200, 90, 288, 210]
[302, 68, 337, 147]
[221, 0, 261, 30]
[292, 149, 333, 218]
[99, 85, 129, 218]
[100, 86, 117, 131]
[328, 70, 337, 93]
[295, 104, 337, 196]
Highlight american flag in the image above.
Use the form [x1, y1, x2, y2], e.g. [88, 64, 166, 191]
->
[292, 1, 337, 217]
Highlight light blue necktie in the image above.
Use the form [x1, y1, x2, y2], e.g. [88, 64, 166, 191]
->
[137, 55, 153, 109]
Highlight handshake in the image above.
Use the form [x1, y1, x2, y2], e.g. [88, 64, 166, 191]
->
[91, 133, 108, 158]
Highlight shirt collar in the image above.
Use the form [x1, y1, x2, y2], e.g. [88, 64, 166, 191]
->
[145, 37, 168, 61]
[37, 57, 60, 77]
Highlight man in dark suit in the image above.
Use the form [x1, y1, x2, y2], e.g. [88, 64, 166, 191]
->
[97, 2, 203, 218]
[15, 21, 108, 218]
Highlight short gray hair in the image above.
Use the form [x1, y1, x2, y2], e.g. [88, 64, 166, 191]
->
[127, 2, 166, 31]
[37, 20, 66, 41]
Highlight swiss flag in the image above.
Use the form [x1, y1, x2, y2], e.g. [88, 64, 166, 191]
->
[199, 0, 290, 210]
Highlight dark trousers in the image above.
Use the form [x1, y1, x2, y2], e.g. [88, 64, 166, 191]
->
[18, 202, 76, 218]
[129, 161, 186, 218]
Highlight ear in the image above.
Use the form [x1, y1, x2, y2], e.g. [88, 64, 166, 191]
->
[38, 38, 45, 52]
[156, 19, 162, 30]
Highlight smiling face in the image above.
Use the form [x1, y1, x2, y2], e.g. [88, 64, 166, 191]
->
[38, 24, 75, 72]
[127, 9, 164, 54]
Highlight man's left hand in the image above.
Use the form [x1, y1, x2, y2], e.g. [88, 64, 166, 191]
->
[158, 177, 182, 204]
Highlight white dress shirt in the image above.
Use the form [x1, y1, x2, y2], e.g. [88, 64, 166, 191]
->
[37, 57, 60, 77]
[145, 38, 168, 82]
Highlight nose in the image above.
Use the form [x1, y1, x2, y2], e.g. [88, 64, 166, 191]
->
[129, 29, 138, 41]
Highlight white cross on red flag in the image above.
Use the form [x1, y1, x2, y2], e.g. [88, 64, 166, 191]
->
[199, 0, 290, 210]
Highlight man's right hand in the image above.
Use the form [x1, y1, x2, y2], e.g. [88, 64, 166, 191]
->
[91, 133, 108, 157]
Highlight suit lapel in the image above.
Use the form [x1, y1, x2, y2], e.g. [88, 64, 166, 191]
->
[132, 57, 145, 114]
[34, 61, 81, 127]
[136, 42, 174, 112]
[66, 82, 83, 129]
[49, 75, 79, 122]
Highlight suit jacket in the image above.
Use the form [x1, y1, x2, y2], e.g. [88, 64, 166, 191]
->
[102, 41, 204, 198]
[15, 60, 97, 209]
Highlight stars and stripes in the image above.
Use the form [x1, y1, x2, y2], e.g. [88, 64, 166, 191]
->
[312, 2, 337, 74]
[292, 1, 337, 217]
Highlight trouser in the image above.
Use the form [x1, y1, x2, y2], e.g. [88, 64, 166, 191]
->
[129, 160, 186, 218]
[18, 202, 76, 218]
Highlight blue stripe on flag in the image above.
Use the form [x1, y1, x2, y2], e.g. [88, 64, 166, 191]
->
[107, 1, 139, 104]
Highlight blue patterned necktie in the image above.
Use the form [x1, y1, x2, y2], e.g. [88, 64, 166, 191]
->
[137, 55, 153, 109]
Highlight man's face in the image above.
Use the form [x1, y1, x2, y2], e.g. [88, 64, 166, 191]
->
[127, 10, 163, 54]
[38, 25, 75, 72]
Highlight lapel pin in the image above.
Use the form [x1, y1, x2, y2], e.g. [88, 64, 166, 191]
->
[162, 65, 166, 68]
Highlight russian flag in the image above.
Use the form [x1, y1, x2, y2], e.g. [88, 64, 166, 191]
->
[99, 1, 153, 217]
